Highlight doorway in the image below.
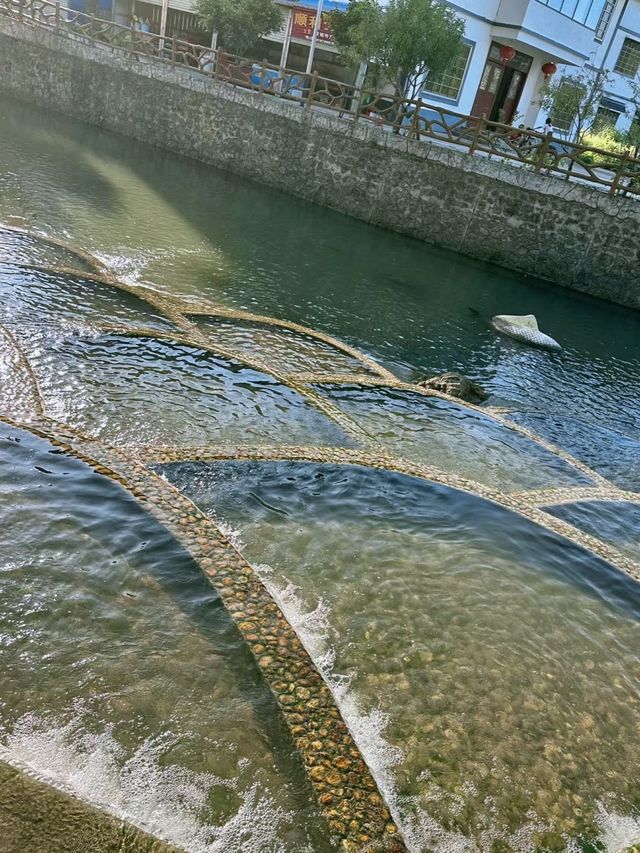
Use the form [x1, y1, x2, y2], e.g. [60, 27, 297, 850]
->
[471, 43, 532, 124]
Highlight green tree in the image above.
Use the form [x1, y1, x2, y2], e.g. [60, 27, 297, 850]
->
[625, 116, 640, 158]
[623, 75, 640, 156]
[328, 0, 465, 100]
[540, 67, 610, 142]
[195, 0, 283, 55]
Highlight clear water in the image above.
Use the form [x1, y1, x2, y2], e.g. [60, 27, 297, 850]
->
[0, 327, 37, 420]
[0, 224, 97, 271]
[1, 91, 637, 476]
[313, 385, 591, 492]
[28, 331, 351, 448]
[190, 316, 378, 377]
[0, 90, 640, 853]
[0, 262, 176, 337]
[544, 501, 640, 564]
[508, 413, 640, 493]
[163, 460, 640, 852]
[0, 424, 333, 852]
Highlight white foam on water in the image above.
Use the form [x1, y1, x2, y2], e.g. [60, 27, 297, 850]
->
[94, 246, 212, 288]
[593, 801, 640, 852]
[217, 520, 246, 552]
[184, 508, 640, 853]
[211, 520, 406, 803]
[226, 554, 618, 853]
[261, 576, 336, 673]
[3, 710, 297, 853]
[240, 564, 433, 848]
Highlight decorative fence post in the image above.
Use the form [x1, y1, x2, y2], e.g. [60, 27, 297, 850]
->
[305, 70, 318, 110]
[535, 131, 552, 173]
[610, 149, 629, 196]
[258, 58, 267, 93]
[54, 0, 60, 32]
[170, 36, 176, 68]
[18, 0, 23, 24]
[352, 88, 363, 125]
[469, 113, 486, 155]
[410, 99, 421, 141]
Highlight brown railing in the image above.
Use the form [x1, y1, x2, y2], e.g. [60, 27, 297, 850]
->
[3, 0, 640, 198]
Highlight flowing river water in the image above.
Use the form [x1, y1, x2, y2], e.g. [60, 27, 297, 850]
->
[1, 91, 640, 852]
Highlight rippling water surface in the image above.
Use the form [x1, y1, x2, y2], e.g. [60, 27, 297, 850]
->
[165, 460, 640, 852]
[2, 92, 639, 481]
[545, 501, 640, 564]
[0, 425, 332, 852]
[191, 316, 378, 377]
[0, 262, 176, 336]
[30, 332, 351, 448]
[0, 91, 639, 853]
[314, 385, 592, 491]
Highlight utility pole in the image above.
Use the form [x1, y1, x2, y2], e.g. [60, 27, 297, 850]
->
[304, 0, 324, 76]
[159, 0, 168, 51]
[280, 6, 293, 70]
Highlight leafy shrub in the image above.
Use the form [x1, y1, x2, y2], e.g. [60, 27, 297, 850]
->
[578, 125, 628, 168]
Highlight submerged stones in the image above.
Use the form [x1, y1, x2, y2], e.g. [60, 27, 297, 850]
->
[417, 372, 489, 404]
[5, 227, 640, 853]
[5, 418, 404, 851]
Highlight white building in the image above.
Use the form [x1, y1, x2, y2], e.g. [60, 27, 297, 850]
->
[421, 1, 640, 137]
[119, 0, 640, 136]
[588, 0, 640, 133]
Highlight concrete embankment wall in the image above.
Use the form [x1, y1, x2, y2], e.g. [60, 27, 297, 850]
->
[1, 15, 639, 310]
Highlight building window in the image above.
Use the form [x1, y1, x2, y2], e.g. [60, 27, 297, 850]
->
[551, 80, 585, 131]
[615, 38, 640, 77]
[537, 0, 614, 31]
[593, 106, 620, 130]
[423, 44, 472, 101]
[595, 0, 617, 41]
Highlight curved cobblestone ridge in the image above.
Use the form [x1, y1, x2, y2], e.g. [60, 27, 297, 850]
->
[0, 414, 405, 851]
[2, 230, 640, 851]
[0, 224, 107, 274]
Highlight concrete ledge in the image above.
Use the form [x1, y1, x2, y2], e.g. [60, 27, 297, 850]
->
[0, 755, 179, 853]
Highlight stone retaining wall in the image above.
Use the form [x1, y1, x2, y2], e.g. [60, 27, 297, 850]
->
[0, 17, 638, 307]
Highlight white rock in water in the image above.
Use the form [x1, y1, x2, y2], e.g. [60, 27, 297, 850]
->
[491, 314, 562, 351]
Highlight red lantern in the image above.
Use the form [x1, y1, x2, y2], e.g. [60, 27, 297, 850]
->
[542, 61, 557, 81]
[500, 45, 516, 65]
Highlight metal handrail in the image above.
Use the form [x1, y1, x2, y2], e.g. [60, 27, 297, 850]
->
[2, 0, 639, 197]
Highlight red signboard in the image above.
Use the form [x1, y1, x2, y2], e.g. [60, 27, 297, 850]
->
[290, 6, 333, 44]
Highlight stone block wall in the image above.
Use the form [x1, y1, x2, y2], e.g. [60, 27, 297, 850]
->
[1, 16, 639, 309]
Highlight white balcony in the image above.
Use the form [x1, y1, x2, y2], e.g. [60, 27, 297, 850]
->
[492, 0, 598, 65]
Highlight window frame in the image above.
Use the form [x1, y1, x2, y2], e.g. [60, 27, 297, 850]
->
[595, 0, 617, 42]
[422, 41, 474, 103]
[614, 37, 640, 77]
[593, 105, 621, 130]
[536, 0, 614, 32]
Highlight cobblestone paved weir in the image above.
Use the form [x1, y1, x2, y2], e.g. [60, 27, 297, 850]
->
[2, 235, 640, 851]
